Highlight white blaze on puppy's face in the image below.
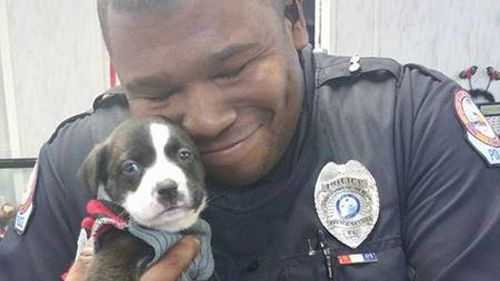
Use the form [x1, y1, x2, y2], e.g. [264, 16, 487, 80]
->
[122, 123, 197, 231]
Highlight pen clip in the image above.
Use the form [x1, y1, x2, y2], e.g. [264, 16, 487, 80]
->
[307, 238, 317, 256]
[317, 229, 334, 281]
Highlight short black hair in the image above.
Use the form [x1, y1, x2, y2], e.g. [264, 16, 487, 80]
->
[96, 0, 291, 54]
[97, 0, 171, 54]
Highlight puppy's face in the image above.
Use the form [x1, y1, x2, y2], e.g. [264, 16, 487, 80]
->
[80, 116, 205, 232]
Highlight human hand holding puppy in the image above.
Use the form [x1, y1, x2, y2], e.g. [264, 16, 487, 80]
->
[137, 235, 201, 281]
[66, 235, 201, 281]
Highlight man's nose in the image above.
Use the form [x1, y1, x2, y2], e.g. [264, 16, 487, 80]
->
[181, 83, 237, 139]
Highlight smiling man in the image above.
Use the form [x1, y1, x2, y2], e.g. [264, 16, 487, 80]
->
[1, 1, 500, 281]
[108, 0, 305, 187]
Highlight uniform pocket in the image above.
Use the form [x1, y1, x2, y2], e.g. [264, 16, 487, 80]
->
[279, 238, 409, 281]
[280, 251, 332, 281]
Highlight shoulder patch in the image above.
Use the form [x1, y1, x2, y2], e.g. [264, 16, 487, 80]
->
[454, 90, 500, 166]
[14, 162, 39, 235]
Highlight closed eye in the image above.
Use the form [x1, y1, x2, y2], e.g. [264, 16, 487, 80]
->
[144, 92, 172, 102]
[139, 88, 181, 103]
[214, 65, 246, 82]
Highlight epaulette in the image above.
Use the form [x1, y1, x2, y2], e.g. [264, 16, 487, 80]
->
[403, 63, 451, 84]
[314, 53, 402, 87]
[92, 86, 128, 110]
[47, 87, 128, 144]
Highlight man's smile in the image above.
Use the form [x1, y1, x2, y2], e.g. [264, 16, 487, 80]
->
[199, 124, 263, 166]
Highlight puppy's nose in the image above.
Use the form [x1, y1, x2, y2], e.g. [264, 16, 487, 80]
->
[154, 179, 179, 204]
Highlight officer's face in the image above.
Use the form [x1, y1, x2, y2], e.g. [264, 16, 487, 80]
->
[106, 0, 308, 186]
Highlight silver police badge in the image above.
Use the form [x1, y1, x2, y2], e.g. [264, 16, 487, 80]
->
[314, 160, 380, 249]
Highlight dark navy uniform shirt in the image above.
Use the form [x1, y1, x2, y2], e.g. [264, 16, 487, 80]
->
[1, 47, 499, 281]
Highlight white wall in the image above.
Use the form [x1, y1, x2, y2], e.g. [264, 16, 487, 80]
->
[0, 56, 9, 158]
[0, 1, 109, 204]
[317, 0, 500, 100]
[1, 0, 109, 158]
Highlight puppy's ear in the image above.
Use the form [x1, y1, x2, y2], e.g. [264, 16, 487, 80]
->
[79, 142, 109, 196]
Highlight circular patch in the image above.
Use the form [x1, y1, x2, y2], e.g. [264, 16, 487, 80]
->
[455, 90, 500, 147]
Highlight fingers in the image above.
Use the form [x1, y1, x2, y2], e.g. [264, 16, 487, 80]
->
[140, 235, 201, 281]
[75, 237, 95, 266]
[65, 237, 95, 281]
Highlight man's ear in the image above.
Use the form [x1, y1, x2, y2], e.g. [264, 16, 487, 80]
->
[285, 0, 308, 50]
[78, 142, 109, 196]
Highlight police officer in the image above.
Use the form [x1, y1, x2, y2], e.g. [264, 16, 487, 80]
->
[1, 1, 500, 280]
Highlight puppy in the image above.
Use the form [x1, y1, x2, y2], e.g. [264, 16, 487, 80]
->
[79, 116, 212, 281]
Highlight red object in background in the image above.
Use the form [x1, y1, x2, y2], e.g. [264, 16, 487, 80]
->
[110, 63, 117, 87]
[487, 66, 500, 81]
[459, 65, 479, 79]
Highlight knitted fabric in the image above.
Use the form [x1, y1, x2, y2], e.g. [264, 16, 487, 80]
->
[82, 199, 214, 281]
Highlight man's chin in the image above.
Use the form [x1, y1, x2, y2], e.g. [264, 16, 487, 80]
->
[205, 163, 271, 188]
[204, 143, 282, 188]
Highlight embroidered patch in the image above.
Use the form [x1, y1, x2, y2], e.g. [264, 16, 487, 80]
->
[314, 160, 380, 249]
[14, 162, 39, 235]
[454, 90, 500, 166]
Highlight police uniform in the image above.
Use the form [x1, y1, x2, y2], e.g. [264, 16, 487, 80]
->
[1, 46, 499, 281]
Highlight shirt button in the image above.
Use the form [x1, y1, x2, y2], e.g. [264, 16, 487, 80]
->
[246, 259, 260, 272]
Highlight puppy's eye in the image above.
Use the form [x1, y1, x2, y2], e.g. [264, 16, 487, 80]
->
[178, 148, 192, 161]
[122, 160, 142, 175]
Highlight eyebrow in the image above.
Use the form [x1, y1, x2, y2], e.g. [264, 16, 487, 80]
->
[126, 73, 175, 94]
[210, 43, 259, 64]
[126, 43, 259, 92]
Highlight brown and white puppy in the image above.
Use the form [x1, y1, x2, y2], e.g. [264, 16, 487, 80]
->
[79, 116, 207, 281]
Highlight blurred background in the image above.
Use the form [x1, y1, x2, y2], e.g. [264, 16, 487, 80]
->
[0, 0, 499, 206]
